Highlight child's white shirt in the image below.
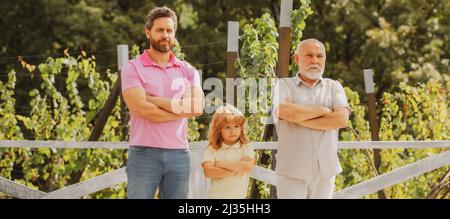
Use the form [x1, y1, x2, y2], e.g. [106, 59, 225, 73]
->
[202, 142, 254, 199]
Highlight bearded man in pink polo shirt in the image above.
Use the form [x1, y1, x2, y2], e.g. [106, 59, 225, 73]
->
[121, 6, 204, 199]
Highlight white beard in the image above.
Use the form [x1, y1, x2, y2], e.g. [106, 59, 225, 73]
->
[301, 69, 324, 80]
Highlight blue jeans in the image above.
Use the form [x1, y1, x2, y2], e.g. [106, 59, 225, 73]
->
[126, 146, 190, 199]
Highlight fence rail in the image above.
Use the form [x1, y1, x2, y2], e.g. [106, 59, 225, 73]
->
[0, 140, 449, 199]
[1, 140, 450, 149]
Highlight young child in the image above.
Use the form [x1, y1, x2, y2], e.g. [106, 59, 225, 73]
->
[201, 104, 256, 199]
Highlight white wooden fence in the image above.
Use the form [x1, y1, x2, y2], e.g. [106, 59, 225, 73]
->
[0, 140, 449, 199]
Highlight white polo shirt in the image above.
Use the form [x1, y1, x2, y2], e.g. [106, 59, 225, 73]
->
[272, 75, 350, 180]
[202, 142, 254, 199]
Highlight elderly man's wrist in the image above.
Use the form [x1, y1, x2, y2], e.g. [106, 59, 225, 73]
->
[321, 107, 332, 114]
[146, 95, 155, 102]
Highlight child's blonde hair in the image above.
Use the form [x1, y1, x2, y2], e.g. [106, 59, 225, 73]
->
[207, 104, 249, 149]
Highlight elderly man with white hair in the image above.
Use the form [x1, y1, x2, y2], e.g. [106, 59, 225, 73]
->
[272, 38, 351, 199]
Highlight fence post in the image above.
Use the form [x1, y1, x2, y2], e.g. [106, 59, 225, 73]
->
[117, 45, 129, 142]
[277, 0, 293, 78]
[364, 69, 388, 199]
[226, 21, 239, 106]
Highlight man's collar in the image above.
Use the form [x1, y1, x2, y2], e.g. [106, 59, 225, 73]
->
[139, 50, 181, 67]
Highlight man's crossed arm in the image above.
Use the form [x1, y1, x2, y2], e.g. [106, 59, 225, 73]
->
[146, 86, 204, 118]
[277, 98, 349, 131]
[122, 86, 204, 123]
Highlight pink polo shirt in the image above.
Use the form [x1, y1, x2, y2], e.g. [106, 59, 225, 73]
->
[121, 50, 201, 149]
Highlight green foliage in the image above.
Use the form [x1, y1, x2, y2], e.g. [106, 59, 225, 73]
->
[336, 81, 450, 199]
[238, 12, 279, 143]
[0, 70, 24, 191]
[0, 70, 23, 141]
[303, 0, 450, 95]
[376, 80, 449, 198]
[290, 0, 314, 73]
[291, 0, 314, 50]
[0, 53, 126, 197]
[239, 13, 279, 79]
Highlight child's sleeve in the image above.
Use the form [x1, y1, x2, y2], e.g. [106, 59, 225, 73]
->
[201, 146, 216, 164]
[243, 144, 255, 159]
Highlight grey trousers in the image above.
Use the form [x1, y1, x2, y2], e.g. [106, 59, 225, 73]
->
[276, 174, 336, 199]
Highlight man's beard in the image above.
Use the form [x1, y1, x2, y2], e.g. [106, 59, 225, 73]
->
[300, 65, 324, 80]
[149, 36, 173, 53]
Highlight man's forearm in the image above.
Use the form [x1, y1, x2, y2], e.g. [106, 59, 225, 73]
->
[299, 110, 349, 131]
[122, 87, 182, 123]
[147, 96, 203, 117]
[136, 101, 182, 122]
[278, 103, 331, 124]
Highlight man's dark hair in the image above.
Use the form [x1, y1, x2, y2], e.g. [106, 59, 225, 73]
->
[145, 6, 178, 31]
